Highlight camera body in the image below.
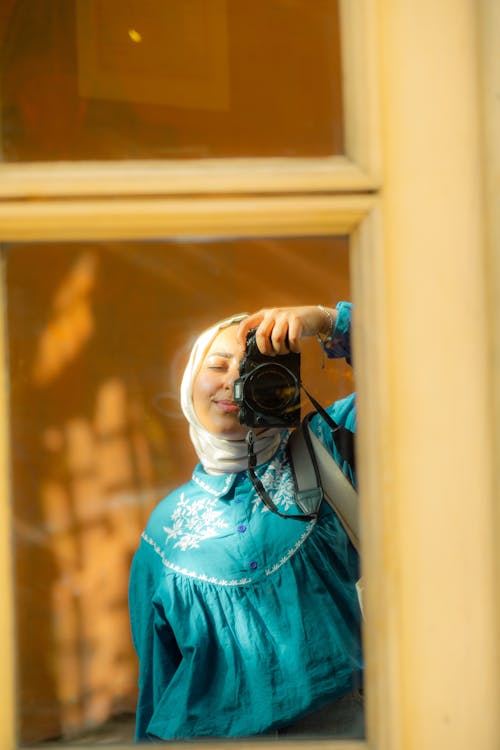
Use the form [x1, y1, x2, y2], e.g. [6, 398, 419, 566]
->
[234, 328, 301, 428]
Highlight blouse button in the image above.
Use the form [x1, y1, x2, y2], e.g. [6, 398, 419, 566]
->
[235, 497, 243, 504]
[249, 561, 258, 570]
[237, 524, 247, 533]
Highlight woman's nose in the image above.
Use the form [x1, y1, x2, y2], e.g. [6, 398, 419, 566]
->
[225, 363, 240, 388]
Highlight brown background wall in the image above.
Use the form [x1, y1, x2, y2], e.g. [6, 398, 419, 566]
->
[7, 237, 352, 742]
[1, 0, 342, 162]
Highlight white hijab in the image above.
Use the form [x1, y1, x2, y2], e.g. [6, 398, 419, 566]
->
[180, 314, 283, 474]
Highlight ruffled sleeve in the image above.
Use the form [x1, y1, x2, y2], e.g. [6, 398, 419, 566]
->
[312, 301, 357, 485]
[129, 535, 182, 741]
[319, 301, 352, 363]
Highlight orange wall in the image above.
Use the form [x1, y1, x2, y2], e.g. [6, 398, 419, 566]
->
[1, 0, 342, 161]
[8, 237, 351, 742]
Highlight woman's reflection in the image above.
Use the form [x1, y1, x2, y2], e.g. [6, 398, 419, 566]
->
[129, 303, 363, 740]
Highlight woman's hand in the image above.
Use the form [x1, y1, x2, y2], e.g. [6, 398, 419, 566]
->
[237, 305, 337, 356]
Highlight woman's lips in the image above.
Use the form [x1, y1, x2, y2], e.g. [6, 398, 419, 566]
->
[215, 400, 239, 413]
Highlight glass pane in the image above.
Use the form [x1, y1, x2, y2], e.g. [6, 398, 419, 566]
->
[6, 237, 360, 745]
[0, 0, 343, 162]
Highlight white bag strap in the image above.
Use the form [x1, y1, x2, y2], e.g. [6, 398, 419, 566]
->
[288, 422, 360, 551]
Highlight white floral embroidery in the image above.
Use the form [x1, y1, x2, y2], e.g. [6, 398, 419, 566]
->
[192, 472, 233, 497]
[143, 515, 317, 586]
[250, 444, 297, 514]
[142, 533, 252, 586]
[265, 521, 316, 576]
[163, 491, 229, 550]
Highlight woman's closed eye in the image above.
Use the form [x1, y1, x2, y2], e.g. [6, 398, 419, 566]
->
[205, 355, 232, 371]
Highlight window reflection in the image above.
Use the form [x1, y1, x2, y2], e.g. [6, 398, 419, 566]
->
[0, 0, 343, 162]
[7, 238, 352, 743]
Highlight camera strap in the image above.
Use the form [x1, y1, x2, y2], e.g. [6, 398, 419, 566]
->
[301, 383, 356, 471]
[245, 384, 356, 526]
[246, 431, 319, 522]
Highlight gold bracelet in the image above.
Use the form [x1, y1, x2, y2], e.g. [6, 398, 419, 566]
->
[317, 304, 335, 340]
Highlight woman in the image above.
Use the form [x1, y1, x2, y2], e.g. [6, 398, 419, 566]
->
[129, 302, 363, 740]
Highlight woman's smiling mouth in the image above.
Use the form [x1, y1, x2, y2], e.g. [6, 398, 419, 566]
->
[215, 399, 239, 413]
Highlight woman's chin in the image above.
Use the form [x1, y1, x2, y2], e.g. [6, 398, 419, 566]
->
[206, 416, 247, 440]
[220, 426, 249, 441]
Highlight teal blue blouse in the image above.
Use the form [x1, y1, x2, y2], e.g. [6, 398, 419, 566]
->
[129, 302, 362, 740]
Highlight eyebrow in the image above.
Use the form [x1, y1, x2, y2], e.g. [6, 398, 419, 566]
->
[207, 352, 233, 359]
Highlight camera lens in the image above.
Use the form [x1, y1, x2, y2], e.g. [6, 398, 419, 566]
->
[247, 364, 299, 414]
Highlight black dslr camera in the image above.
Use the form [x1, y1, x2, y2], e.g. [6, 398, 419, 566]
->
[234, 328, 301, 428]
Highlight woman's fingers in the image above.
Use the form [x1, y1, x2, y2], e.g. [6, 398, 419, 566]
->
[237, 308, 307, 355]
[287, 315, 303, 353]
[237, 312, 266, 347]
